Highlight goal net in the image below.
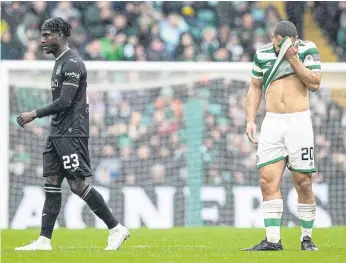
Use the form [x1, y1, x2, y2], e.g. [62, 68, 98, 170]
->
[2, 61, 346, 229]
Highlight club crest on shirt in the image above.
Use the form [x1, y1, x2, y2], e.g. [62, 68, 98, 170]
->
[51, 79, 58, 90]
[305, 55, 313, 61]
[56, 65, 62, 75]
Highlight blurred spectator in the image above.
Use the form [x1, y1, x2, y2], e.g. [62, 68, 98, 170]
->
[1, 30, 21, 59]
[201, 27, 220, 60]
[51, 1, 81, 21]
[159, 12, 189, 59]
[227, 33, 244, 61]
[151, 163, 166, 183]
[265, 6, 281, 34]
[312, 1, 346, 59]
[147, 37, 168, 61]
[175, 32, 197, 60]
[285, 2, 305, 39]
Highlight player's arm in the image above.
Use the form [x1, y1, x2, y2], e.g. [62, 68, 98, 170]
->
[247, 77, 262, 123]
[287, 42, 322, 91]
[35, 60, 81, 118]
[17, 60, 81, 127]
[246, 52, 263, 144]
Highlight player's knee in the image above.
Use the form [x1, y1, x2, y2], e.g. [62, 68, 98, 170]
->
[260, 167, 281, 195]
[295, 175, 313, 198]
[68, 178, 88, 197]
[44, 175, 63, 186]
[260, 176, 280, 196]
[258, 161, 285, 197]
[70, 184, 86, 197]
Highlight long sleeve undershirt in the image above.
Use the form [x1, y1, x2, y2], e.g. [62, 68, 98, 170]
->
[36, 84, 78, 118]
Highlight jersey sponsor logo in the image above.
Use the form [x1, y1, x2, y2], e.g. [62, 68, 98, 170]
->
[64, 71, 80, 80]
[68, 59, 78, 63]
[56, 65, 62, 75]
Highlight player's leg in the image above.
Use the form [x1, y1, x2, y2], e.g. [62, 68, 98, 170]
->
[285, 110, 318, 251]
[40, 175, 64, 240]
[243, 113, 286, 251]
[242, 161, 286, 251]
[260, 161, 286, 241]
[15, 138, 63, 251]
[56, 137, 129, 250]
[67, 175, 129, 250]
[292, 171, 318, 250]
[67, 176, 119, 229]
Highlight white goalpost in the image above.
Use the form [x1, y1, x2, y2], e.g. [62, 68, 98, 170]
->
[1, 61, 346, 229]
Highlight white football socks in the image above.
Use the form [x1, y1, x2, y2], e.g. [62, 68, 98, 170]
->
[298, 203, 316, 242]
[263, 199, 283, 243]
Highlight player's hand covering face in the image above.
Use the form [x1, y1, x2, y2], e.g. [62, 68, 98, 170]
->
[271, 34, 297, 54]
[285, 40, 299, 60]
[17, 111, 37, 128]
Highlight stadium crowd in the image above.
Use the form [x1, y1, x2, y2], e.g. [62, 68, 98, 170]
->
[9, 78, 346, 187]
[3, 1, 346, 188]
[1, 1, 346, 61]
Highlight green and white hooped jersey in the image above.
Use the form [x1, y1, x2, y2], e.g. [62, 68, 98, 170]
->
[251, 40, 322, 95]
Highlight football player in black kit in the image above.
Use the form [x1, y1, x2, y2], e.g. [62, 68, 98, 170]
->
[15, 17, 129, 251]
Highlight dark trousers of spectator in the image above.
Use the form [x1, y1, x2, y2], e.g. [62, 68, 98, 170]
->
[314, 2, 341, 43]
[286, 2, 305, 39]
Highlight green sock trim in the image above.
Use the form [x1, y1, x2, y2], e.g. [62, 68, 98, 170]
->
[300, 219, 314, 229]
[264, 218, 281, 227]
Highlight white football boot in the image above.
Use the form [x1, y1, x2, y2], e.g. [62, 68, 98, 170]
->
[15, 236, 52, 251]
[104, 224, 130, 250]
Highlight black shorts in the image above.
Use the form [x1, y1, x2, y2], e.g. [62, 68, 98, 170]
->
[43, 137, 92, 179]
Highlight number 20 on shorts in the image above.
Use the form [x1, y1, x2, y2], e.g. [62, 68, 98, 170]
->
[301, 147, 314, 160]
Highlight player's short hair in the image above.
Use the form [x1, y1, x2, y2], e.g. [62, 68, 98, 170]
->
[41, 17, 72, 38]
[274, 21, 298, 37]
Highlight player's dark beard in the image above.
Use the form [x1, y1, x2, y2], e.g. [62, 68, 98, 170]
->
[43, 45, 54, 54]
[52, 45, 61, 56]
[44, 42, 59, 55]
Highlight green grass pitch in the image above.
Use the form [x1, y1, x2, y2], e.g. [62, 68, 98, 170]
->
[2, 227, 346, 263]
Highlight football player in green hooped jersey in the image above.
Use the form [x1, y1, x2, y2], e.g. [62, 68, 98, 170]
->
[243, 21, 322, 251]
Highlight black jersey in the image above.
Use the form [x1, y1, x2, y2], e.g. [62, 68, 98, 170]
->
[39, 49, 89, 137]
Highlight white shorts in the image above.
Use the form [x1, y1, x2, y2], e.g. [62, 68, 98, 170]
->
[257, 110, 316, 173]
